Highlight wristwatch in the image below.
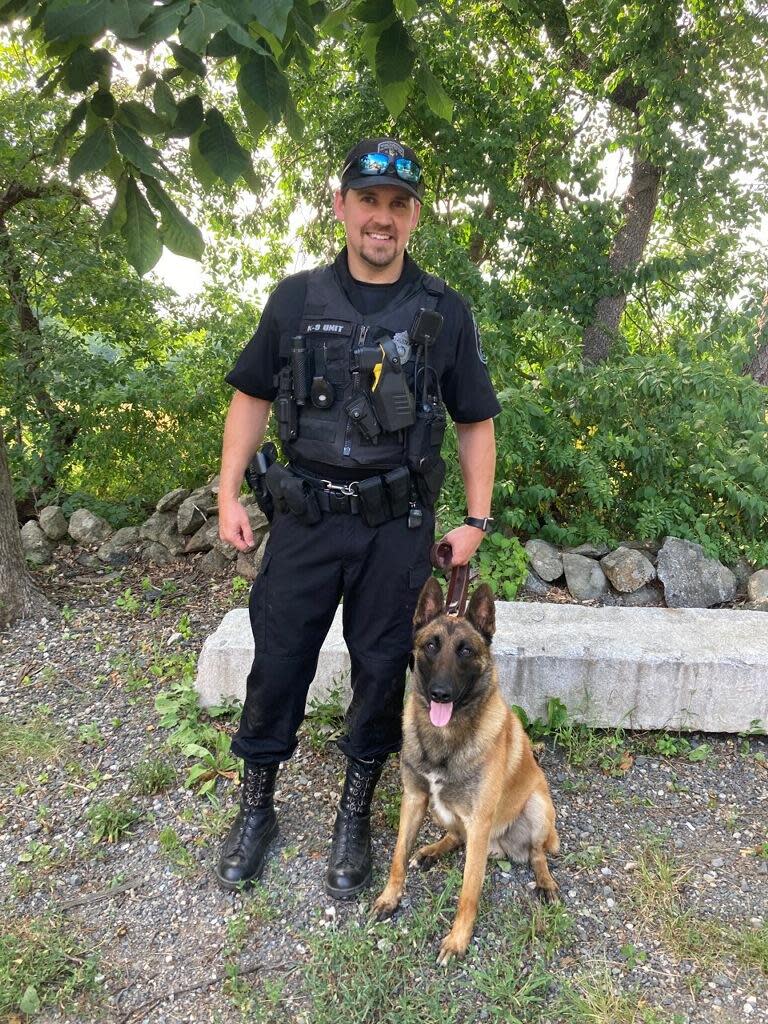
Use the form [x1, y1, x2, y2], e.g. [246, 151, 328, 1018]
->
[464, 516, 495, 534]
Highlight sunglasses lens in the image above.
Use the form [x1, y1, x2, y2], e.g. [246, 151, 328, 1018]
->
[358, 153, 390, 175]
[395, 157, 421, 183]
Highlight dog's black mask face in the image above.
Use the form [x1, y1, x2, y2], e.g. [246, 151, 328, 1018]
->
[411, 579, 497, 726]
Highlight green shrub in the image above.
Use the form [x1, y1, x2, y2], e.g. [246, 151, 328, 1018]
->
[489, 351, 768, 564]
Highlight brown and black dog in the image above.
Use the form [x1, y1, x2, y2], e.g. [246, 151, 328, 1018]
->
[372, 577, 559, 965]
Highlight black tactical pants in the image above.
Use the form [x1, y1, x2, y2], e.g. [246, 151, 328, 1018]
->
[231, 506, 434, 766]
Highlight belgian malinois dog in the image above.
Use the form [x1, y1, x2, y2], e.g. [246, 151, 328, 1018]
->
[372, 577, 559, 965]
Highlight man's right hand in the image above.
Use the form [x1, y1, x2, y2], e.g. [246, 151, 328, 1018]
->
[219, 498, 255, 552]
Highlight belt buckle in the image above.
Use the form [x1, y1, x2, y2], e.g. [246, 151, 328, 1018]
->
[322, 480, 359, 496]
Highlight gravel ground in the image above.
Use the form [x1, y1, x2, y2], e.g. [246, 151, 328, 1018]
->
[1, 553, 767, 1024]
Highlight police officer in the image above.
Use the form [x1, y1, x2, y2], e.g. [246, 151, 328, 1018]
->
[215, 138, 500, 897]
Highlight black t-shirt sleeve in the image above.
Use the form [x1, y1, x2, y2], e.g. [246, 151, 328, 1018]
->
[439, 292, 501, 423]
[225, 275, 307, 400]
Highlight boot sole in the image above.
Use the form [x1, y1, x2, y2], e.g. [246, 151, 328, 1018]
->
[214, 819, 279, 893]
[323, 867, 372, 900]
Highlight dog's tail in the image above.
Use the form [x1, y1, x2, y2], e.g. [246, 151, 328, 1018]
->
[545, 827, 560, 856]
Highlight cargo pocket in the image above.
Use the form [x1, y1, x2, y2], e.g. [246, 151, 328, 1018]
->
[248, 551, 272, 652]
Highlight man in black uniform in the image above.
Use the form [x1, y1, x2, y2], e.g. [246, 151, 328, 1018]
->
[216, 138, 500, 897]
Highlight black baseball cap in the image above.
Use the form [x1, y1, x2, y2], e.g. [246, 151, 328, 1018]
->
[340, 137, 425, 201]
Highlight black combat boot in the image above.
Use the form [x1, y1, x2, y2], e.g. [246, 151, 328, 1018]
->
[324, 756, 385, 899]
[215, 762, 279, 891]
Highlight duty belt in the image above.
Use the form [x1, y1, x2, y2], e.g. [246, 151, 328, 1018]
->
[311, 479, 361, 515]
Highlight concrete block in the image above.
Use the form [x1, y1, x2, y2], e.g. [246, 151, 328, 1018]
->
[195, 602, 768, 734]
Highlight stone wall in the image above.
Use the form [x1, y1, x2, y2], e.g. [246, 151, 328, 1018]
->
[19, 478, 269, 581]
[19, 484, 768, 608]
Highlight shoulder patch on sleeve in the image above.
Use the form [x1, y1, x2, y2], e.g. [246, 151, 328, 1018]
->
[472, 314, 487, 364]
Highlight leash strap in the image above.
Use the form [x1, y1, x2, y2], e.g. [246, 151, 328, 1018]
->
[429, 542, 472, 617]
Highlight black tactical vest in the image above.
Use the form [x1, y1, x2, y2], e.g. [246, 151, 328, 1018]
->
[279, 264, 445, 473]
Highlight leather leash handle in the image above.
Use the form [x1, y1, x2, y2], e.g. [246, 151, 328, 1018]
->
[429, 542, 471, 617]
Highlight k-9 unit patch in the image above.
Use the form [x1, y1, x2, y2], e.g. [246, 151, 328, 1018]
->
[305, 321, 348, 334]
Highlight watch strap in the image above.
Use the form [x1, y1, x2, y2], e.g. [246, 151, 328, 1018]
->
[464, 516, 495, 534]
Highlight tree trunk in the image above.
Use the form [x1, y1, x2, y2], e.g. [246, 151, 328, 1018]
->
[742, 290, 768, 385]
[582, 153, 662, 363]
[0, 431, 53, 628]
[0, 184, 80, 499]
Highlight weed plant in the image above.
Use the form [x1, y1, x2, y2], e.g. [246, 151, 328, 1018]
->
[86, 798, 142, 843]
[130, 757, 176, 795]
[0, 916, 101, 1018]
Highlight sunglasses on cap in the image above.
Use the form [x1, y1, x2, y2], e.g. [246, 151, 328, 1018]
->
[342, 152, 422, 185]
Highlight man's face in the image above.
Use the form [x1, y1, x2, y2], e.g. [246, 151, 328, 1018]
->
[333, 185, 421, 279]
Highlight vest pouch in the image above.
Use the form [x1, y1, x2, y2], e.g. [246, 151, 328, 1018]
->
[414, 457, 446, 507]
[406, 401, 445, 473]
[345, 392, 381, 442]
[357, 476, 391, 527]
[383, 466, 411, 519]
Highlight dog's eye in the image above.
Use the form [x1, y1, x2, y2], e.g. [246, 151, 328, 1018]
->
[457, 644, 473, 659]
[425, 638, 439, 654]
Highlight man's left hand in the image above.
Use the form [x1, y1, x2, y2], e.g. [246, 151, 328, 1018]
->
[438, 524, 486, 567]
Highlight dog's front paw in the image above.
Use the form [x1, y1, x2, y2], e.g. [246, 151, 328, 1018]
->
[371, 889, 402, 922]
[535, 880, 560, 904]
[436, 930, 469, 967]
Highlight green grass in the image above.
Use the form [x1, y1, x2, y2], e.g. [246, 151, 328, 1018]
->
[0, 714, 71, 765]
[131, 756, 176, 795]
[0, 916, 101, 1018]
[627, 843, 768, 976]
[86, 797, 142, 843]
[158, 826, 196, 873]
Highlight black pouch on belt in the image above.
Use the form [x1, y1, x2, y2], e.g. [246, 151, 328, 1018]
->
[281, 475, 322, 526]
[357, 475, 390, 527]
[383, 466, 411, 519]
[264, 462, 291, 515]
[414, 457, 446, 506]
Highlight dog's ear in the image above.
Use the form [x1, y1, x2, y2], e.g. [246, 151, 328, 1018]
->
[466, 583, 496, 644]
[413, 576, 445, 632]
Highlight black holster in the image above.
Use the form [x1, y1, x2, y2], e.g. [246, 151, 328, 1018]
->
[245, 443, 278, 522]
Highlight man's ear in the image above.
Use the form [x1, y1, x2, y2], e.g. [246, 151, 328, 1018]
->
[413, 576, 444, 633]
[333, 189, 346, 223]
[466, 583, 496, 644]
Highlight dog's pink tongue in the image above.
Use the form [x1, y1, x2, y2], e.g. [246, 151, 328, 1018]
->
[430, 701, 454, 727]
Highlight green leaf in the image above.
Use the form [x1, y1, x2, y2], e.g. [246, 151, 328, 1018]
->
[143, 176, 204, 260]
[206, 27, 242, 57]
[168, 93, 204, 137]
[353, 0, 393, 23]
[179, 3, 206, 51]
[197, 107, 251, 185]
[153, 80, 178, 122]
[416, 64, 453, 122]
[113, 121, 167, 178]
[125, 0, 190, 49]
[19, 986, 40, 1015]
[121, 176, 162, 275]
[100, 174, 128, 237]
[44, 0, 107, 43]
[119, 100, 168, 136]
[189, 126, 219, 188]
[254, 0, 294, 39]
[69, 123, 113, 179]
[168, 41, 207, 77]
[105, 0, 153, 38]
[237, 51, 290, 125]
[90, 89, 116, 118]
[376, 18, 413, 85]
[394, 0, 417, 16]
[226, 20, 270, 52]
[52, 98, 88, 157]
[63, 46, 113, 90]
[379, 77, 411, 117]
